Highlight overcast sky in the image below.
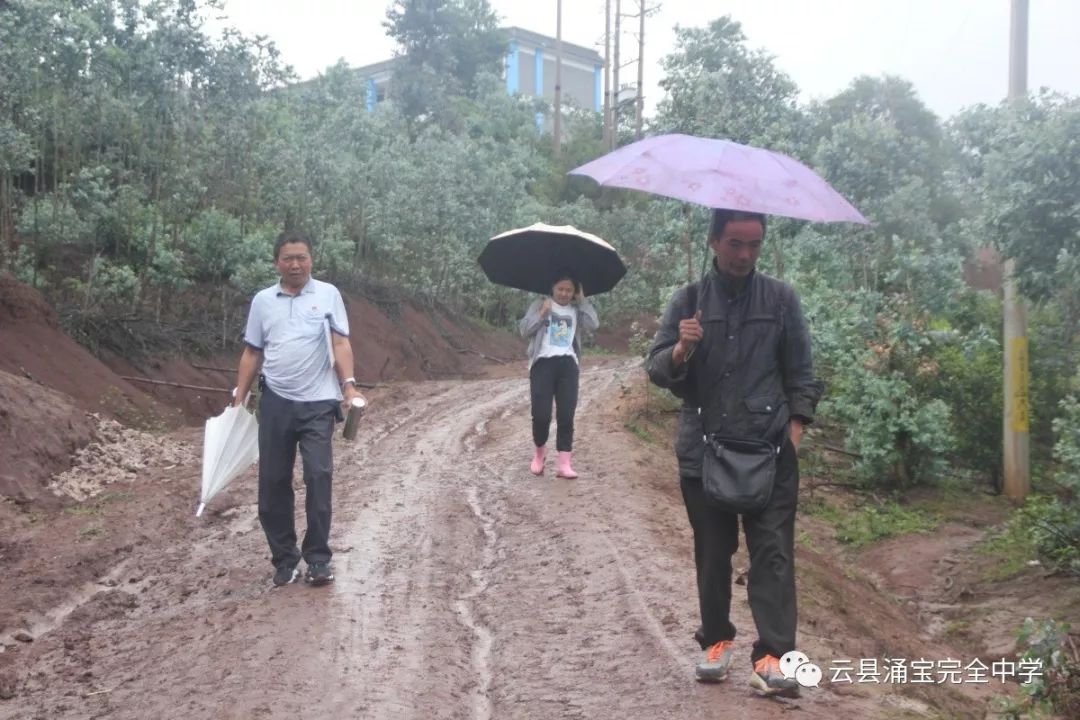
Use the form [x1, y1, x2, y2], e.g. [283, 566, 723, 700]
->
[208, 0, 1080, 120]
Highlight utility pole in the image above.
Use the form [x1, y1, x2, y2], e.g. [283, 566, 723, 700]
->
[603, 0, 612, 148]
[1003, 0, 1030, 503]
[612, 0, 621, 149]
[554, 0, 563, 158]
[635, 0, 645, 139]
[1009, 0, 1028, 100]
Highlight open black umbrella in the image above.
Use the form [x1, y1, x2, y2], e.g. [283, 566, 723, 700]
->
[478, 222, 626, 296]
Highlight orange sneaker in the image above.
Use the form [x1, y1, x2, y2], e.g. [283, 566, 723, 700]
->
[695, 640, 735, 682]
[749, 655, 800, 698]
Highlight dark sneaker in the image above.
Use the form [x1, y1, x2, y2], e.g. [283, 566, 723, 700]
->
[749, 655, 801, 698]
[272, 564, 299, 587]
[695, 640, 736, 682]
[305, 561, 335, 586]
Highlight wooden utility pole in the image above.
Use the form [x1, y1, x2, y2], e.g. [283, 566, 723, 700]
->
[603, 0, 612, 148]
[553, 0, 563, 157]
[635, 0, 645, 139]
[612, 0, 621, 149]
[1003, 0, 1030, 503]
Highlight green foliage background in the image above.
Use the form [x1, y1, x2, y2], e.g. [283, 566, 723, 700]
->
[1, 2, 1078, 548]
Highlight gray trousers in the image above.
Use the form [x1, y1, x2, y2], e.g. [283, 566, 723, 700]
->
[681, 438, 800, 663]
[258, 386, 338, 569]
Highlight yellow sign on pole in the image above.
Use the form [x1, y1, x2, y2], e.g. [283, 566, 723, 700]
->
[1010, 337, 1030, 433]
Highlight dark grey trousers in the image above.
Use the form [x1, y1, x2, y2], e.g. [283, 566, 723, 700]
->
[680, 438, 800, 663]
[258, 386, 338, 569]
[529, 355, 579, 452]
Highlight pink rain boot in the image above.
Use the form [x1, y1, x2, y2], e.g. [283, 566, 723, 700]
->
[530, 446, 546, 475]
[556, 451, 578, 479]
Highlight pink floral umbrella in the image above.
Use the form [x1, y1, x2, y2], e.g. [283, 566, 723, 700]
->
[570, 134, 868, 225]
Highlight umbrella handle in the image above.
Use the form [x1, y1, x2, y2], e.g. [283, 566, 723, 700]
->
[195, 502, 206, 518]
[324, 315, 336, 370]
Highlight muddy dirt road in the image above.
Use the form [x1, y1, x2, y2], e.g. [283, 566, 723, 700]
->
[6, 358, 890, 719]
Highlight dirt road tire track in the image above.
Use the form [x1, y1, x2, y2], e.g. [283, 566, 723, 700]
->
[4, 358, 886, 719]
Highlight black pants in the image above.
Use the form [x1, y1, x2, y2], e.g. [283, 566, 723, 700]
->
[258, 386, 338, 569]
[680, 439, 799, 663]
[529, 355, 579, 452]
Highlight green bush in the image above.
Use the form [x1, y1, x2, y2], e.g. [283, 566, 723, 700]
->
[925, 302, 1003, 489]
[823, 362, 953, 488]
[996, 618, 1080, 719]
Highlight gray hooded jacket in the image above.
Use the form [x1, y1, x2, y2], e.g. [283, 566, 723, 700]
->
[519, 298, 599, 368]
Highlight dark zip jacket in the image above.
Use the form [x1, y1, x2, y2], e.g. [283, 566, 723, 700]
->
[646, 265, 823, 478]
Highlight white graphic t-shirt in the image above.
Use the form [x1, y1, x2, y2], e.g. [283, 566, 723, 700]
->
[537, 302, 578, 361]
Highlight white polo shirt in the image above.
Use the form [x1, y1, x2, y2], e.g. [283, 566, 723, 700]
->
[243, 278, 349, 402]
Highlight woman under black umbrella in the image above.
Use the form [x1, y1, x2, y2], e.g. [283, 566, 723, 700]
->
[518, 273, 598, 479]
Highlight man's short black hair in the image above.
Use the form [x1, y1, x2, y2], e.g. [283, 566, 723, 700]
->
[708, 209, 767, 240]
[274, 230, 313, 260]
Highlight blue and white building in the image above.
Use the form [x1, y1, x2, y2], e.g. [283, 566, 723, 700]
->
[357, 26, 604, 130]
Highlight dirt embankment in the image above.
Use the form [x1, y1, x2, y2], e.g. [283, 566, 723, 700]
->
[0, 273, 525, 507]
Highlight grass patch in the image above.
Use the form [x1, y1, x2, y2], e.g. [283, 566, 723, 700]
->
[978, 523, 1039, 581]
[904, 473, 1010, 525]
[582, 344, 618, 357]
[63, 491, 134, 517]
[621, 379, 681, 446]
[99, 385, 177, 433]
[643, 383, 681, 414]
[23, 510, 46, 524]
[796, 530, 814, 549]
[623, 419, 656, 444]
[804, 497, 939, 548]
[98, 490, 133, 504]
[78, 525, 104, 540]
[64, 504, 103, 517]
[976, 494, 1080, 581]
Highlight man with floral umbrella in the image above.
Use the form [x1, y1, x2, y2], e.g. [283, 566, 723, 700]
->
[646, 208, 823, 697]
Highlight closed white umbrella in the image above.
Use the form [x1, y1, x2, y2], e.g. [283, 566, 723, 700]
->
[196, 404, 259, 517]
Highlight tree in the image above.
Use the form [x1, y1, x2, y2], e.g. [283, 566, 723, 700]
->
[949, 94, 1080, 302]
[813, 75, 942, 148]
[949, 94, 1080, 465]
[383, 0, 506, 126]
[654, 17, 804, 154]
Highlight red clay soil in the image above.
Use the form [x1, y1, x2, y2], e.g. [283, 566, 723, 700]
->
[0, 372, 94, 506]
[1, 273, 525, 506]
[0, 356, 1030, 719]
[3, 273, 1075, 718]
[0, 274, 175, 422]
[591, 312, 659, 354]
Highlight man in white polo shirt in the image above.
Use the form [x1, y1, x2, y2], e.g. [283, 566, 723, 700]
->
[233, 230, 364, 587]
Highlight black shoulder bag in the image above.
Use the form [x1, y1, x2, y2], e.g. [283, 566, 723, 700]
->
[688, 280, 780, 514]
[701, 434, 778, 513]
